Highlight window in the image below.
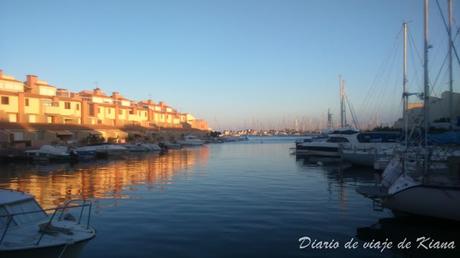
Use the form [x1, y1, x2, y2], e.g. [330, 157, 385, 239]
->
[129, 110, 134, 115]
[327, 137, 349, 143]
[98, 108, 101, 114]
[76, 104, 80, 110]
[119, 109, 123, 115]
[1, 96, 9, 105]
[64, 102, 71, 109]
[25, 98, 29, 106]
[8, 200, 46, 225]
[41, 99, 51, 106]
[28, 115, 36, 123]
[52, 102, 59, 107]
[108, 108, 111, 114]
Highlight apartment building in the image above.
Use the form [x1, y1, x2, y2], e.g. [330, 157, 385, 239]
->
[0, 70, 208, 130]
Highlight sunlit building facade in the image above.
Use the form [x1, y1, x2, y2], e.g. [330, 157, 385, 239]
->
[0, 69, 208, 130]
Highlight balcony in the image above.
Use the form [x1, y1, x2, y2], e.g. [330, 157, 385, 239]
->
[44, 106, 61, 114]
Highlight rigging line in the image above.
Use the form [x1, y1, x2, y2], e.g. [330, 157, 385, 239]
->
[408, 31, 424, 92]
[409, 43, 422, 92]
[385, 66, 403, 123]
[345, 94, 359, 129]
[372, 42, 401, 116]
[360, 27, 403, 112]
[435, 0, 460, 67]
[370, 37, 403, 122]
[408, 40, 421, 89]
[408, 29, 424, 67]
[431, 51, 449, 95]
[369, 34, 402, 115]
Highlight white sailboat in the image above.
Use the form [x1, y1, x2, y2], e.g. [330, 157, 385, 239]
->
[358, 0, 460, 221]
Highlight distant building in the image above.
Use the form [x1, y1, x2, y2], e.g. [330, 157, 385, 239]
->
[394, 91, 460, 129]
[0, 69, 208, 130]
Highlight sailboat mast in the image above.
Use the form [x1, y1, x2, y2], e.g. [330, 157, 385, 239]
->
[403, 22, 408, 147]
[342, 80, 347, 127]
[423, 0, 430, 147]
[339, 75, 344, 128]
[448, 0, 453, 129]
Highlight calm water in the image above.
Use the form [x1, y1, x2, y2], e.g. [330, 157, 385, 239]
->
[1, 137, 458, 258]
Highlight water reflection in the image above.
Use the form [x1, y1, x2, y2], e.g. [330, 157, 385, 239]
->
[295, 153, 460, 258]
[0, 147, 209, 209]
[295, 154, 380, 209]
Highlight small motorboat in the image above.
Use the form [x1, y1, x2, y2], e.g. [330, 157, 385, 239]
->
[24, 145, 71, 162]
[177, 135, 205, 147]
[161, 142, 182, 150]
[72, 146, 98, 160]
[124, 144, 150, 153]
[77, 144, 128, 158]
[0, 189, 95, 258]
[140, 143, 162, 152]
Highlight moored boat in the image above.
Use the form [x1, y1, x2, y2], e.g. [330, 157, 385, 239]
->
[295, 128, 358, 157]
[0, 189, 95, 258]
[340, 131, 400, 167]
[177, 135, 205, 147]
[76, 144, 128, 158]
[24, 145, 71, 162]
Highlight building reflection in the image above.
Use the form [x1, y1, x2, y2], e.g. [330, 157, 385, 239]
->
[0, 147, 209, 209]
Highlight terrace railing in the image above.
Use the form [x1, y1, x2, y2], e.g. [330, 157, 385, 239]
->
[0, 199, 92, 246]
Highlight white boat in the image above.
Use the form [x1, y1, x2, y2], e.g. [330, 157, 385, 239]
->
[124, 143, 150, 153]
[140, 143, 162, 152]
[340, 132, 400, 167]
[295, 128, 358, 157]
[358, 151, 460, 221]
[177, 135, 205, 147]
[76, 144, 128, 158]
[0, 189, 95, 258]
[25, 145, 71, 161]
[123, 143, 161, 152]
[72, 146, 97, 160]
[162, 142, 182, 150]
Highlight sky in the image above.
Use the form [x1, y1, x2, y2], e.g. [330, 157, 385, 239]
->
[1, 0, 459, 130]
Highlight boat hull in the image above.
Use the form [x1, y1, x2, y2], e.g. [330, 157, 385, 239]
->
[383, 185, 460, 221]
[0, 237, 93, 258]
[295, 146, 340, 157]
[342, 151, 374, 166]
[178, 142, 204, 147]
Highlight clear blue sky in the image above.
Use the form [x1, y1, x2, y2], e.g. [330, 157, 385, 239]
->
[1, 0, 459, 130]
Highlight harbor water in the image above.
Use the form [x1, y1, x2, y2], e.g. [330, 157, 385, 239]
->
[0, 137, 458, 258]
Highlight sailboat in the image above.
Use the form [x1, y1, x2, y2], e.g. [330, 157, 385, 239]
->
[357, 0, 460, 221]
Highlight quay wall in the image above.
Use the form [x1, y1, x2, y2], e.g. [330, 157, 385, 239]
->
[0, 122, 208, 151]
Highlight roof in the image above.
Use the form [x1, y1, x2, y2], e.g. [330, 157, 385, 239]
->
[0, 189, 33, 205]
